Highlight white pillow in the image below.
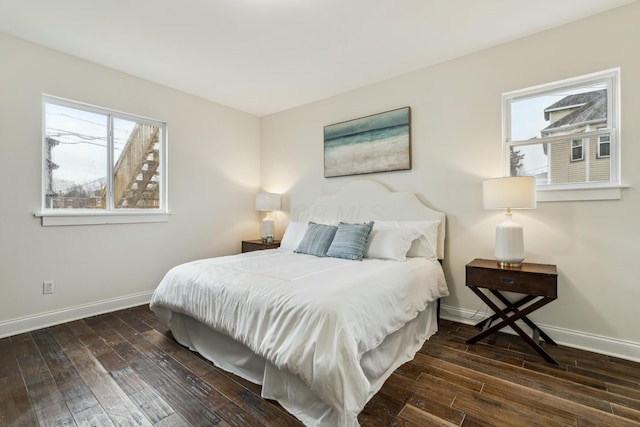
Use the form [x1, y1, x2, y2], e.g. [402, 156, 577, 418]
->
[374, 220, 440, 259]
[364, 227, 421, 261]
[279, 221, 309, 250]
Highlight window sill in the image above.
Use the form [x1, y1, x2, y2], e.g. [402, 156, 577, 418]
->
[34, 211, 170, 226]
[537, 185, 627, 202]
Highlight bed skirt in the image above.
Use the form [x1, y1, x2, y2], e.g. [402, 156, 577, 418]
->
[153, 301, 439, 427]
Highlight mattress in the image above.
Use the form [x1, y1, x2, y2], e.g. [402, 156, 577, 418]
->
[150, 249, 448, 426]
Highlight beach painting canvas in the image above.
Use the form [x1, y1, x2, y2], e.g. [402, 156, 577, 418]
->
[324, 107, 411, 178]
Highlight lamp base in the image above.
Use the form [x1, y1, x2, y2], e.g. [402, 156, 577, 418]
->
[497, 261, 523, 269]
[494, 212, 525, 267]
[261, 217, 275, 241]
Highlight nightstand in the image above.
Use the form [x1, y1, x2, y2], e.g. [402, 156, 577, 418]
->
[465, 258, 558, 364]
[241, 239, 281, 253]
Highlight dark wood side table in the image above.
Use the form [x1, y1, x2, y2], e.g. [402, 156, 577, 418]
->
[465, 258, 559, 364]
[241, 239, 281, 253]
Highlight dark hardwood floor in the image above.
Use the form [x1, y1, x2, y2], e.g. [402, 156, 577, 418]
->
[1, 305, 640, 426]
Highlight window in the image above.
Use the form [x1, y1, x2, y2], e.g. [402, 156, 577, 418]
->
[597, 134, 610, 158]
[570, 139, 583, 162]
[42, 96, 167, 224]
[502, 69, 620, 200]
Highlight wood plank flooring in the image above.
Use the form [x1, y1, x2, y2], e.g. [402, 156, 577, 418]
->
[1, 305, 640, 426]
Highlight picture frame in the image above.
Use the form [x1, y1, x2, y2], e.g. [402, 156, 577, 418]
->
[324, 106, 411, 178]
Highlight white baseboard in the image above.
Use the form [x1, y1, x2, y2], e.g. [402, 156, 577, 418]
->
[3, 297, 639, 364]
[0, 291, 153, 339]
[440, 304, 640, 363]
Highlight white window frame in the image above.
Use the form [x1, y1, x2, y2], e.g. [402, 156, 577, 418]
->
[570, 139, 584, 162]
[36, 95, 169, 226]
[502, 69, 623, 202]
[597, 134, 611, 158]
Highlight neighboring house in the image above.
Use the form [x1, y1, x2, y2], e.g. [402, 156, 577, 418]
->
[541, 89, 609, 184]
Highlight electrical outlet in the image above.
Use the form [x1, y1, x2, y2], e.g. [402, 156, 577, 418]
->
[43, 281, 55, 294]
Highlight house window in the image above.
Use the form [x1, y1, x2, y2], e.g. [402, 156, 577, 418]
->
[502, 69, 620, 198]
[598, 134, 610, 158]
[570, 139, 584, 162]
[43, 96, 167, 217]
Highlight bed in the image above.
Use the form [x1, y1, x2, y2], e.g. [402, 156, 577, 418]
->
[150, 180, 448, 426]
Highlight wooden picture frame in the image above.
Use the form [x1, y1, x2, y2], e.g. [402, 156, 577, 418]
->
[324, 107, 411, 178]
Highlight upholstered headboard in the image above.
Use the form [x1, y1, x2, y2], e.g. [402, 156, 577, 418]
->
[295, 180, 446, 259]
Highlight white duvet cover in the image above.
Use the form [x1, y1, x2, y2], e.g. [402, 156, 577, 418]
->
[149, 249, 448, 425]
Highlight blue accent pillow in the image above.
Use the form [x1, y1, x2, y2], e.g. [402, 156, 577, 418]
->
[326, 221, 374, 261]
[294, 222, 338, 257]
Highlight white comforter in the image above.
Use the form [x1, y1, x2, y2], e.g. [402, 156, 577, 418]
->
[149, 249, 448, 424]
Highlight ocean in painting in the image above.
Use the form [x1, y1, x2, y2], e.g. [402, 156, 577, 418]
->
[324, 107, 410, 177]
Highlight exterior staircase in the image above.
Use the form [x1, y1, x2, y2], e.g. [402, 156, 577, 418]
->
[102, 124, 160, 208]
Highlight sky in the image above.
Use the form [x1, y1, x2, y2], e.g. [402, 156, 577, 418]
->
[45, 102, 135, 192]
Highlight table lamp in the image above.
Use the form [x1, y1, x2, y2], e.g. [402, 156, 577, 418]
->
[255, 192, 281, 241]
[483, 176, 536, 267]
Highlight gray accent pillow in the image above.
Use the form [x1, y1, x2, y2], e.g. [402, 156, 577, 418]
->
[294, 222, 338, 257]
[326, 221, 374, 261]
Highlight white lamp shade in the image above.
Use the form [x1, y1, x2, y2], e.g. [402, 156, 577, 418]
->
[255, 192, 281, 211]
[483, 176, 536, 210]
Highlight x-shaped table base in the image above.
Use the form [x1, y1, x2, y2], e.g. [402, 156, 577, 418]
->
[466, 287, 558, 365]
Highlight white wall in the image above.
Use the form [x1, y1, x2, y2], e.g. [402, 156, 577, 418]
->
[261, 3, 640, 360]
[0, 34, 261, 334]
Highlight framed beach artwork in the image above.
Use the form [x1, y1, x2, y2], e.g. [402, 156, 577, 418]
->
[324, 107, 411, 178]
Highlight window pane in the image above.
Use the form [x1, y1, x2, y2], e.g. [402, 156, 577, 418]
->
[513, 137, 610, 185]
[571, 140, 583, 162]
[45, 103, 108, 209]
[510, 143, 548, 183]
[504, 69, 619, 193]
[598, 135, 610, 157]
[113, 119, 161, 209]
[43, 97, 166, 214]
[510, 83, 607, 142]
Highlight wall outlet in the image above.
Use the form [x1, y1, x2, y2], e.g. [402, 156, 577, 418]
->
[43, 281, 55, 294]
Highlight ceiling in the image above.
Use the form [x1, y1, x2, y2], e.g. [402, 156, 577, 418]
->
[0, 0, 635, 116]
